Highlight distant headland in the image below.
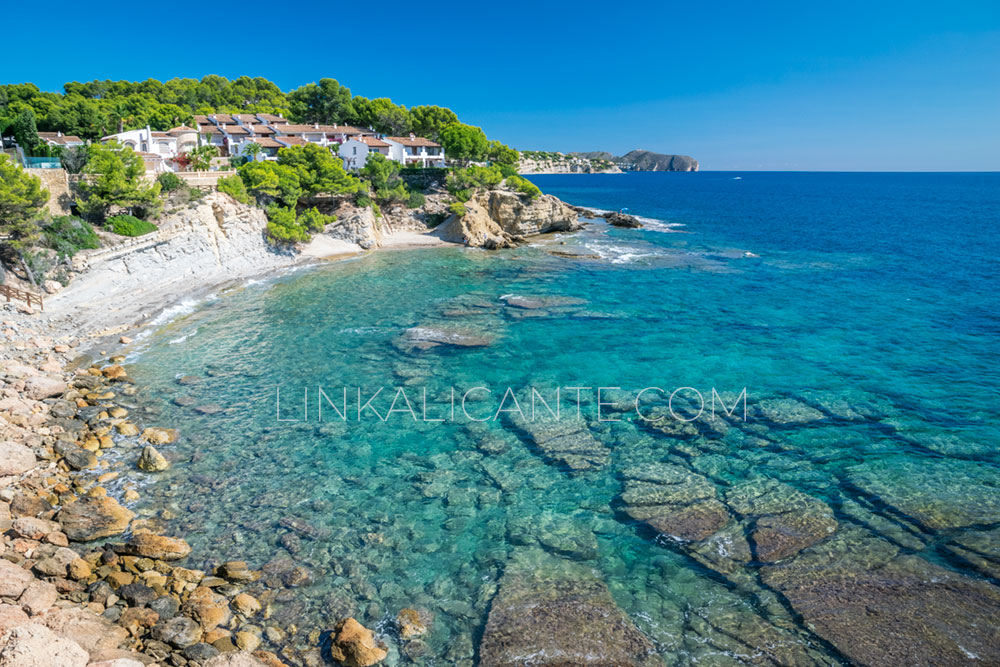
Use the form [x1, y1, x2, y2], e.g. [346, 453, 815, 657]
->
[519, 149, 698, 174]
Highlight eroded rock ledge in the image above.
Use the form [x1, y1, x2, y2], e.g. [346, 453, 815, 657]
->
[436, 190, 583, 249]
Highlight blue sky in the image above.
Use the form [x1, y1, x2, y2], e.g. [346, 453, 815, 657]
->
[5, 0, 999, 170]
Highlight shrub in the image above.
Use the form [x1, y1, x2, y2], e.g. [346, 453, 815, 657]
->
[446, 165, 503, 198]
[107, 214, 157, 236]
[376, 182, 409, 206]
[448, 201, 466, 217]
[355, 191, 372, 208]
[157, 172, 183, 192]
[506, 174, 541, 199]
[265, 206, 309, 244]
[43, 216, 100, 258]
[217, 174, 250, 204]
[298, 207, 335, 233]
[406, 190, 426, 209]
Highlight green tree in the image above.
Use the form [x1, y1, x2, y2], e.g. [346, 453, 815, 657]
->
[487, 140, 520, 168]
[276, 144, 359, 199]
[410, 106, 458, 140]
[288, 78, 354, 124]
[359, 152, 400, 193]
[10, 109, 41, 155]
[369, 98, 411, 135]
[238, 161, 302, 207]
[76, 142, 161, 221]
[0, 155, 49, 285]
[439, 122, 488, 165]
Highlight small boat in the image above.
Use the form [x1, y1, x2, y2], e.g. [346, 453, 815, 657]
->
[733, 176, 742, 180]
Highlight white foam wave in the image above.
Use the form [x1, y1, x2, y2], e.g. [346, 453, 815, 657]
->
[582, 242, 663, 265]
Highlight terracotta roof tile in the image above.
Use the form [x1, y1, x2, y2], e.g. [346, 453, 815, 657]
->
[385, 135, 441, 148]
[249, 138, 283, 148]
[256, 113, 289, 124]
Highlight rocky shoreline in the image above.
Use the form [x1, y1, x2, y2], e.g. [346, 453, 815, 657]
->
[1, 309, 433, 666]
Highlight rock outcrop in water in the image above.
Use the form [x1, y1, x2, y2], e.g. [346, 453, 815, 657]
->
[436, 190, 582, 249]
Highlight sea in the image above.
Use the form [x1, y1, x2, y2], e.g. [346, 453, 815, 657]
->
[117, 171, 1000, 665]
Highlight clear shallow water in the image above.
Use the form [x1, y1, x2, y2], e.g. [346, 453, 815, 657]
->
[120, 172, 999, 665]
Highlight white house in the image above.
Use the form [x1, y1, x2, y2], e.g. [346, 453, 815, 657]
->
[383, 135, 445, 167]
[101, 125, 198, 160]
[340, 136, 390, 170]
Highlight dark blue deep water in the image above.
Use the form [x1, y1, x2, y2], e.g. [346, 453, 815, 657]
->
[119, 172, 1000, 665]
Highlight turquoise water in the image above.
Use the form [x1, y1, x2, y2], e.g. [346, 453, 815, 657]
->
[121, 172, 999, 665]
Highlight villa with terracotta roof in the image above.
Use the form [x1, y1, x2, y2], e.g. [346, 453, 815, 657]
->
[383, 134, 446, 168]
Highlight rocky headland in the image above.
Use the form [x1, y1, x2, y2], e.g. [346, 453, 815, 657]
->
[519, 149, 699, 174]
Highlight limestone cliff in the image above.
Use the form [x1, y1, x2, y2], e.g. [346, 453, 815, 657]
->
[49, 192, 299, 330]
[436, 190, 582, 249]
[518, 154, 622, 175]
[324, 192, 453, 249]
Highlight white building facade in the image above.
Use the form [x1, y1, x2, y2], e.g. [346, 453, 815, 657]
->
[383, 135, 445, 168]
[339, 136, 390, 170]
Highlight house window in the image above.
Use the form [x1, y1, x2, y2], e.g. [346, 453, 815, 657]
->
[353, 147, 357, 155]
[141, 142, 148, 152]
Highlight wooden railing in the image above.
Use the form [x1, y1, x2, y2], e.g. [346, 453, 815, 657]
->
[0, 284, 43, 311]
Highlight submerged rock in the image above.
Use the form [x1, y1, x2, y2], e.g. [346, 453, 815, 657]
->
[761, 525, 1000, 665]
[751, 398, 825, 425]
[725, 478, 837, 562]
[507, 511, 599, 560]
[57, 496, 135, 542]
[500, 294, 586, 310]
[944, 527, 1000, 580]
[400, 326, 494, 350]
[509, 418, 609, 472]
[848, 457, 1000, 531]
[479, 551, 656, 666]
[395, 608, 431, 640]
[620, 463, 729, 541]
